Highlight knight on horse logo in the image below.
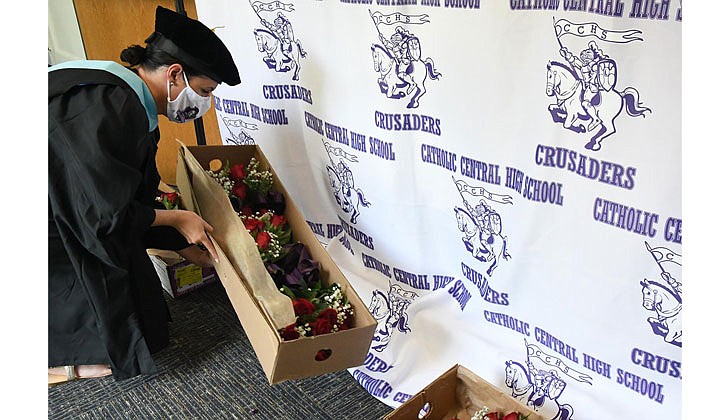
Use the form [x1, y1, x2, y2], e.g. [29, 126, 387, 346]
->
[369, 10, 441, 109]
[504, 339, 592, 420]
[452, 177, 512, 277]
[251, 1, 307, 80]
[222, 116, 257, 145]
[323, 140, 371, 224]
[368, 283, 418, 352]
[642, 242, 682, 347]
[546, 18, 651, 151]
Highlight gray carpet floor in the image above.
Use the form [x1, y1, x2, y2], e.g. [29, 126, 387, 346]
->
[48, 280, 394, 419]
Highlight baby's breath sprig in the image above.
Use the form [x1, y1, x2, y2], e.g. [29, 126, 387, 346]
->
[471, 407, 491, 420]
[243, 157, 274, 196]
[206, 160, 234, 196]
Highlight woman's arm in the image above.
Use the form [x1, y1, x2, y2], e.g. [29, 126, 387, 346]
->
[152, 209, 219, 263]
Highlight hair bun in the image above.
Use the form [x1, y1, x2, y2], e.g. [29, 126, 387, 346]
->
[120, 45, 146, 67]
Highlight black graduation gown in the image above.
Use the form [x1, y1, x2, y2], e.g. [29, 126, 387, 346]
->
[48, 67, 190, 379]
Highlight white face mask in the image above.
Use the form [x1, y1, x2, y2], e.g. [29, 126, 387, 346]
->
[166, 72, 211, 123]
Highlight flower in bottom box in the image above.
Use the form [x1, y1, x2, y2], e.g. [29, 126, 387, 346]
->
[317, 308, 338, 326]
[230, 163, 246, 181]
[239, 210, 290, 262]
[469, 407, 530, 420]
[232, 182, 247, 201]
[271, 214, 286, 228]
[243, 218, 264, 232]
[314, 350, 331, 361]
[256, 231, 272, 250]
[278, 283, 354, 341]
[312, 317, 333, 336]
[280, 324, 300, 341]
[266, 243, 319, 291]
[293, 298, 315, 316]
[205, 156, 356, 342]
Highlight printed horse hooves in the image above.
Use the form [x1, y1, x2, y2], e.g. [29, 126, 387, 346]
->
[584, 142, 601, 151]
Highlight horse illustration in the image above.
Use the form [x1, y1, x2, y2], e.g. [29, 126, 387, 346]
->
[505, 361, 575, 420]
[371, 44, 408, 100]
[641, 279, 682, 346]
[253, 28, 306, 80]
[326, 164, 370, 224]
[546, 60, 651, 151]
[368, 286, 416, 352]
[369, 289, 389, 320]
[371, 42, 441, 108]
[454, 206, 510, 276]
[505, 360, 534, 403]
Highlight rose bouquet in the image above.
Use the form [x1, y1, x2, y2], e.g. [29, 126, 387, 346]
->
[240, 210, 291, 263]
[208, 158, 285, 214]
[206, 157, 354, 343]
[278, 281, 354, 340]
[451, 407, 530, 420]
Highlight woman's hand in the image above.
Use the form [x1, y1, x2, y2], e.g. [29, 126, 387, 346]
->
[176, 244, 215, 268]
[153, 209, 219, 263]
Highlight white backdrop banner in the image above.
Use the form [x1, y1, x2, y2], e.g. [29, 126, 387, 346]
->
[196, 1, 682, 418]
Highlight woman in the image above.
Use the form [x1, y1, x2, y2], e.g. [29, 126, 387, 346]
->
[48, 6, 240, 385]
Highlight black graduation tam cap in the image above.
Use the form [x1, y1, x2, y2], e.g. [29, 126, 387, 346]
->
[145, 6, 240, 86]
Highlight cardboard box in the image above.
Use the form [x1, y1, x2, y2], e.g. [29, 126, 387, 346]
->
[176, 144, 377, 384]
[385, 364, 544, 420]
[148, 249, 219, 298]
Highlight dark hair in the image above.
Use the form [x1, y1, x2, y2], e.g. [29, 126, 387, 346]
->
[120, 44, 204, 77]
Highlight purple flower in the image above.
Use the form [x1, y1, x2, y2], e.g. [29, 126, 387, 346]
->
[266, 242, 320, 290]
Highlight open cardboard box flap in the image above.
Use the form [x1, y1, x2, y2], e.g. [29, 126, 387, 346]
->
[177, 141, 294, 330]
[386, 364, 544, 420]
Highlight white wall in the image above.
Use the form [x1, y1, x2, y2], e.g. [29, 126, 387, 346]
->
[48, 0, 86, 65]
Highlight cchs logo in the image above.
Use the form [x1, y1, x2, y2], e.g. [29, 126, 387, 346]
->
[546, 18, 651, 151]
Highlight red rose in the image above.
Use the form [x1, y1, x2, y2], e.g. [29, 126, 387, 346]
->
[312, 317, 333, 335]
[243, 218, 264, 233]
[502, 413, 520, 420]
[485, 413, 499, 420]
[230, 164, 246, 181]
[271, 214, 286, 228]
[161, 192, 179, 209]
[292, 298, 315, 316]
[315, 349, 331, 361]
[161, 192, 178, 202]
[280, 324, 299, 341]
[232, 182, 247, 200]
[317, 308, 338, 325]
[240, 206, 253, 216]
[255, 231, 271, 250]
[343, 312, 354, 329]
